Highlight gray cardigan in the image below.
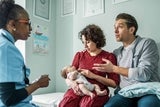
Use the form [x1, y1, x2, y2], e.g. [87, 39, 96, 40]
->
[114, 36, 160, 82]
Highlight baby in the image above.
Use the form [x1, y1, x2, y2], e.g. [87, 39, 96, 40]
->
[61, 65, 107, 99]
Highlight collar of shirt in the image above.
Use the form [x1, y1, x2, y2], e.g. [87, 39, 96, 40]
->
[0, 29, 15, 44]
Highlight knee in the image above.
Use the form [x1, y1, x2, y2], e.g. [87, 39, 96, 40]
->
[138, 100, 152, 107]
[138, 95, 160, 107]
[104, 101, 114, 107]
[138, 100, 160, 107]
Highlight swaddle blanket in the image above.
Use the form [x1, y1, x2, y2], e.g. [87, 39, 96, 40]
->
[118, 82, 160, 99]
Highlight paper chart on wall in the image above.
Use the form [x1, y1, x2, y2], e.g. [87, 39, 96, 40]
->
[32, 24, 49, 55]
[84, 0, 104, 17]
[112, 0, 128, 4]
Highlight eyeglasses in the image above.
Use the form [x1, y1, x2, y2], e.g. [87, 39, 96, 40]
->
[16, 19, 31, 27]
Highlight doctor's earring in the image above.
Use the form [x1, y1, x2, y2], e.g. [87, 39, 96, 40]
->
[13, 28, 16, 31]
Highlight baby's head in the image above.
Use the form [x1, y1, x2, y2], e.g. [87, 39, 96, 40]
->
[61, 65, 76, 79]
[67, 70, 79, 80]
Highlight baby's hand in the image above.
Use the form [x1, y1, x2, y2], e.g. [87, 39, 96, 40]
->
[76, 81, 84, 84]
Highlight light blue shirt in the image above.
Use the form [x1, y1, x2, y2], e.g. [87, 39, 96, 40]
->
[114, 36, 160, 88]
[0, 29, 38, 107]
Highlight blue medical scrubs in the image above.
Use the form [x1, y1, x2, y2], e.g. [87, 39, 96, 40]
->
[0, 29, 38, 107]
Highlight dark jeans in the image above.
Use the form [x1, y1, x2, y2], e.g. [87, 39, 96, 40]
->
[104, 94, 160, 107]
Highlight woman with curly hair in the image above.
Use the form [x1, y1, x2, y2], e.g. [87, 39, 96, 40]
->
[59, 24, 119, 107]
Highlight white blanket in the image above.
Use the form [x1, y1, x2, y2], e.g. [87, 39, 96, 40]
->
[32, 92, 64, 107]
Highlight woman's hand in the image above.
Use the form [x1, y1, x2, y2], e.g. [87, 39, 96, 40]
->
[79, 69, 96, 79]
[93, 58, 114, 73]
[65, 79, 84, 96]
[72, 82, 84, 96]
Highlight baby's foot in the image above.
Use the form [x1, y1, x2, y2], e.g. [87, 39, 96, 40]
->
[90, 93, 95, 99]
[97, 90, 107, 96]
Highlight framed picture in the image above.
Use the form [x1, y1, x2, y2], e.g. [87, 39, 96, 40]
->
[112, 0, 128, 4]
[33, 0, 51, 21]
[32, 24, 49, 55]
[61, 0, 75, 17]
[84, 0, 104, 17]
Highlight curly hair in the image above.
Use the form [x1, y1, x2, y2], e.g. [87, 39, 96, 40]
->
[78, 24, 106, 48]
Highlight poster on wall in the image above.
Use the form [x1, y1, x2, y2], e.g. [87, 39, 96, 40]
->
[32, 24, 49, 55]
[61, 0, 75, 17]
[33, 0, 50, 21]
[84, 0, 104, 17]
[112, 0, 128, 4]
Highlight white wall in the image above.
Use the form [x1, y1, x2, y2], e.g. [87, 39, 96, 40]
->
[55, 0, 74, 92]
[26, 0, 56, 94]
[15, 0, 25, 7]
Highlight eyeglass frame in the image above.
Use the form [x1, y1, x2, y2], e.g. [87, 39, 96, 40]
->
[15, 19, 31, 27]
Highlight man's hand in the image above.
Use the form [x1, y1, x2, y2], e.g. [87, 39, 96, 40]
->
[93, 58, 114, 73]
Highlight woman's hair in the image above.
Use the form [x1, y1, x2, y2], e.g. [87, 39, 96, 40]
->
[116, 13, 138, 35]
[0, 0, 25, 28]
[78, 24, 106, 48]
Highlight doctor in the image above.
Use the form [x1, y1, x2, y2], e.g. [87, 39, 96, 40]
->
[0, 0, 50, 106]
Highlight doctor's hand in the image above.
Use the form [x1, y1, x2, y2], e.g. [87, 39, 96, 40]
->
[36, 75, 50, 88]
[92, 58, 114, 73]
[26, 75, 50, 95]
